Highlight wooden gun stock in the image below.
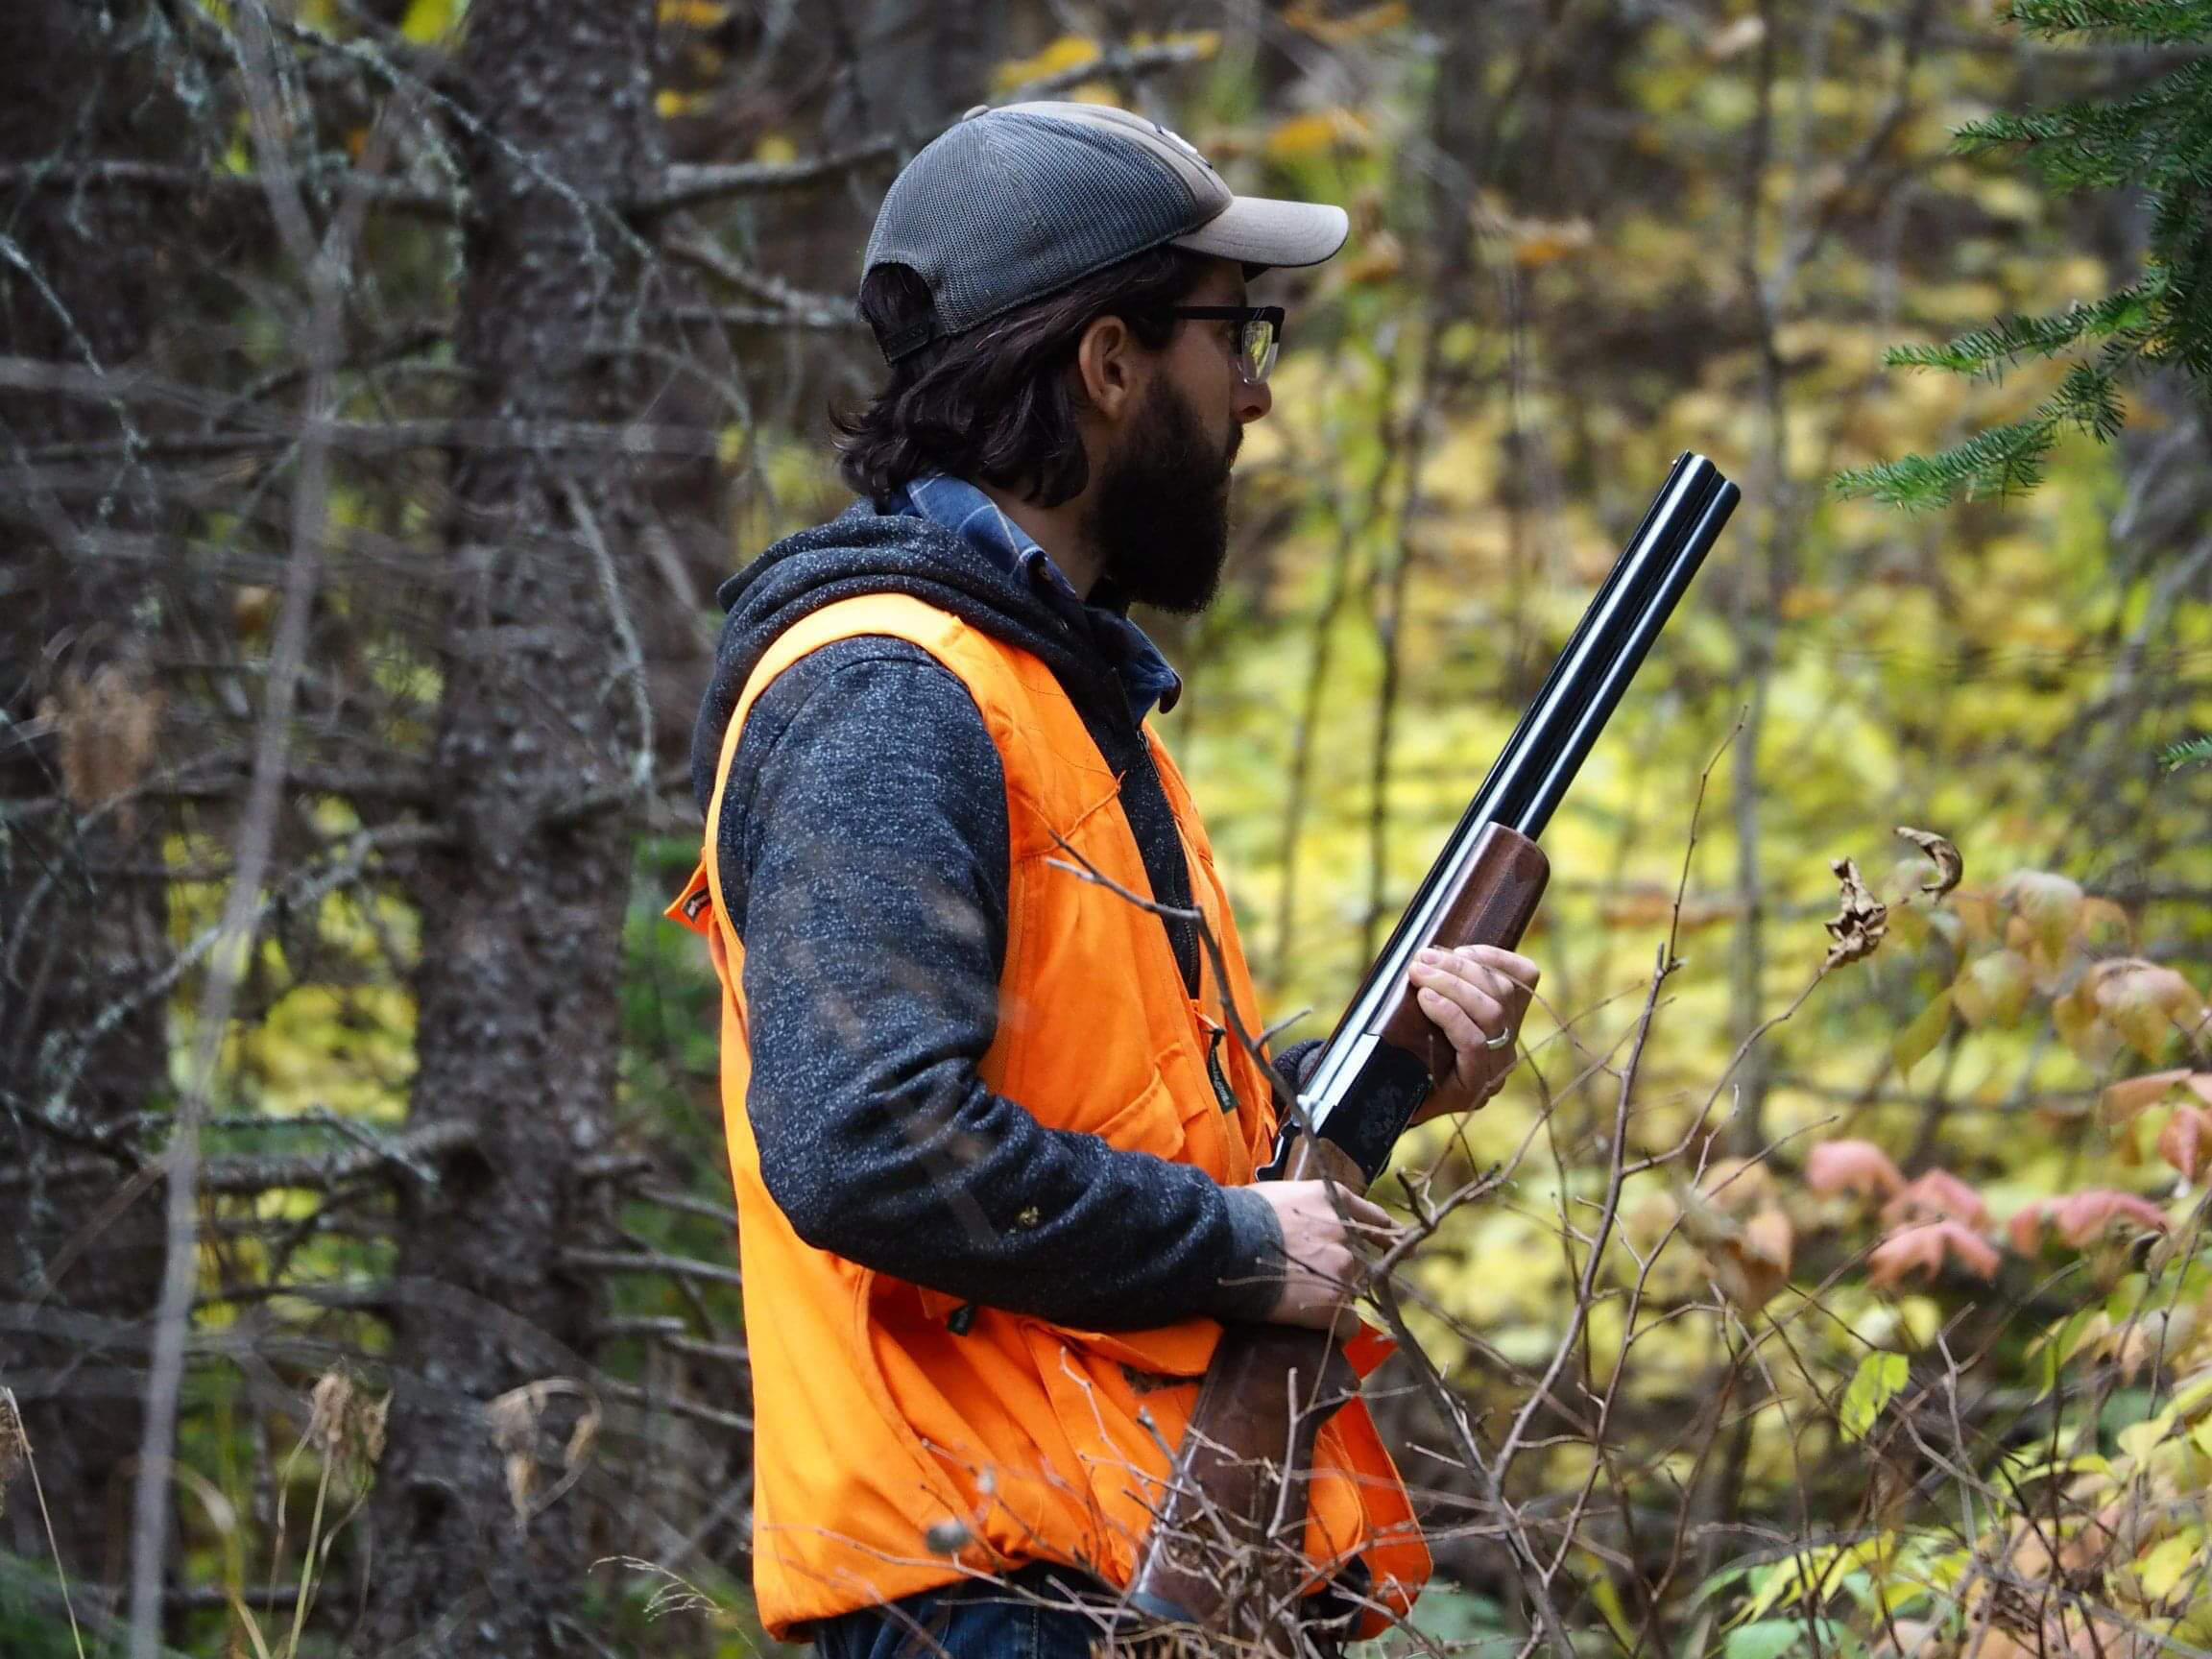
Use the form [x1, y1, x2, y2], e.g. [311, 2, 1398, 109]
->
[1125, 1132, 1366, 1644]
[1368, 825, 1550, 1084]
[1127, 828, 1549, 1641]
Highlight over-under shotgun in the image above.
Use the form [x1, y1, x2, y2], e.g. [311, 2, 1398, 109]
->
[1128, 453, 1741, 1641]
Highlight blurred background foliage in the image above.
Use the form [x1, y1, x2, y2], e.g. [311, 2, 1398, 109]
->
[5, 0, 2212, 1655]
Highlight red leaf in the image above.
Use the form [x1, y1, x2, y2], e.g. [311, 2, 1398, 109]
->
[1806, 1139, 1907, 1199]
[2049, 1189, 2169, 1248]
[1867, 1220, 2000, 1286]
[1882, 1167, 1990, 1229]
[2008, 1203, 2046, 1254]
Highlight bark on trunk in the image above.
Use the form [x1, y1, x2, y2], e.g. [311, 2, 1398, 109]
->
[0, 0, 180, 1593]
[356, 3, 674, 1650]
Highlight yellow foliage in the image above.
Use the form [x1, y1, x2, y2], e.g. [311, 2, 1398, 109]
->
[1281, 1, 1409, 44]
[398, 0, 457, 44]
[1265, 108, 1374, 159]
[993, 36, 1100, 92]
[1054, 84, 1124, 110]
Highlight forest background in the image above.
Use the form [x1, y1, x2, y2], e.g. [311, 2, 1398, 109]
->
[6, 0, 2212, 1656]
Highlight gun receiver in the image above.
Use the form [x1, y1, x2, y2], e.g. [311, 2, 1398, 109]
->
[1128, 453, 1740, 1643]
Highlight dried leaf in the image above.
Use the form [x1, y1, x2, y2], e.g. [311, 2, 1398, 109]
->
[2002, 871, 2085, 958]
[1711, 1226, 1791, 1312]
[1883, 1168, 1990, 1229]
[361, 1390, 390, 1466]
[1823, 857, 1889, 969]
[2157, 1103, 2212, 1182]
[2091, 960, 2210, 1059]
[563, 1405, 600, 1474]
[1805, 1139, 1906, 1200]
[1894, 826, 1962, 898]
[2101, 1070, 2194, 1123]
[307, 1369, 353, 1456]
[1701, 1205, 1794, 1312]
[487, 1384, 543, 1529]
[1695, 1156, 1778, 1214]
[42, 661, 161, 834]
[1672, 1187, 1787, 1311]
[231, 584, 276, 638]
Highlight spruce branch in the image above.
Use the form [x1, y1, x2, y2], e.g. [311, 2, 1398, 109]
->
[1833, 0, 2212, 511]
[2004, 0, 2212, 46]
[1834, 414, 2058, 507]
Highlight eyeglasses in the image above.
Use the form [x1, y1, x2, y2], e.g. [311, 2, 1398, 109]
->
[1150, 304, 1286, 386]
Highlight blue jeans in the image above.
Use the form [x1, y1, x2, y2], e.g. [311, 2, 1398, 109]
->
[811, 1564, 1112, 1659]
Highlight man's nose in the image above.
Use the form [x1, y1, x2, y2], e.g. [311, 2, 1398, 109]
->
[1235, 375, 1272, 425]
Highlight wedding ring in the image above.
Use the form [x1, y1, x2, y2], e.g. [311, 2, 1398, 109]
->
[1483, 1027, 1515, 1051]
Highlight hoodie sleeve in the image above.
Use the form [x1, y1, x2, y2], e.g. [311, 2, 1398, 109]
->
[715, 636, 1283, 1332]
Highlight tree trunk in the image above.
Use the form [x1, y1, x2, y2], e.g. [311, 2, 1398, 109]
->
[0, 0, 181, 1594]
[357, 3, 675, 1650]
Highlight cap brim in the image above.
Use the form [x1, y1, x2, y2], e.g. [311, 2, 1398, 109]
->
[1170, 195, 1348, 268]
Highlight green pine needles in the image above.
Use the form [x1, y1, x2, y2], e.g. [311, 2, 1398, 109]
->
[1834, 0, 2212, 510]
[2162, 733, 2212, 770]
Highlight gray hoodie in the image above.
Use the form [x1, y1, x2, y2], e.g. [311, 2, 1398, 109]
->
[691, 500, 1288, 1331]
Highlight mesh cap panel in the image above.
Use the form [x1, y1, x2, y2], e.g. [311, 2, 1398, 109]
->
[863, 109, 1212, 357]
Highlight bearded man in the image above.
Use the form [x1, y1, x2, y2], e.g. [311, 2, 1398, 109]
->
[670, 101, 1541, 1658]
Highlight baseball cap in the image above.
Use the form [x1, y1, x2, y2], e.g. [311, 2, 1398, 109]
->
[862, 101, 1350, 362]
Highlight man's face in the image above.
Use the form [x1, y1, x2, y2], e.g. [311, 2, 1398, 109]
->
[1085, 261, 1273, 615]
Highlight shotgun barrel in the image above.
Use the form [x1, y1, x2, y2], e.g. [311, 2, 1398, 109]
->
[1291, 452, 1740, 1179]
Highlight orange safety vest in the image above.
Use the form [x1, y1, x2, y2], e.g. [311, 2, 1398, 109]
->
[666, 593, 1430, 1638]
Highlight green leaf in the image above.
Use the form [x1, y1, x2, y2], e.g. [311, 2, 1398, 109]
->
[1840, 1352, 1910, 1442]
[1727, 1622, 1809, 1659]
[1690, 1560, 1765, 1611]
[2117, 1410, 2175, 1463]
[1892, 992, 1953, 1081]
[2139, 1532, 2202, 1601]
[1586, 1561, 1638, 1653]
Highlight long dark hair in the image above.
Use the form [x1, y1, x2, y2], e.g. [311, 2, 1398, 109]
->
[834, 246, 1211, 508]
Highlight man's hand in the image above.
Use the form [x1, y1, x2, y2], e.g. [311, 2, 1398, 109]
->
[1249, 1180, 1400, 1333]
[1407, 944, 1541, 1124]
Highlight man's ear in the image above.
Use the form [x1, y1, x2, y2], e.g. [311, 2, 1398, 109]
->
[1072, 313, 1146, 425]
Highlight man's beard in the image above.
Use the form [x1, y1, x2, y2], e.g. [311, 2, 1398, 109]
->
[1084, 376, 1239, 615]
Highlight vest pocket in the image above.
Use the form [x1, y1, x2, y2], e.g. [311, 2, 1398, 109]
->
[1081, 1062, 1185, 1160]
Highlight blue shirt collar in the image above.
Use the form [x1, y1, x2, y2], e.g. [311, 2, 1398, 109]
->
[895, 471, 1183, 725]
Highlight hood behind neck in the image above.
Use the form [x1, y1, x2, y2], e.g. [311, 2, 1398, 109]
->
[689, 500, 1123, 814]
